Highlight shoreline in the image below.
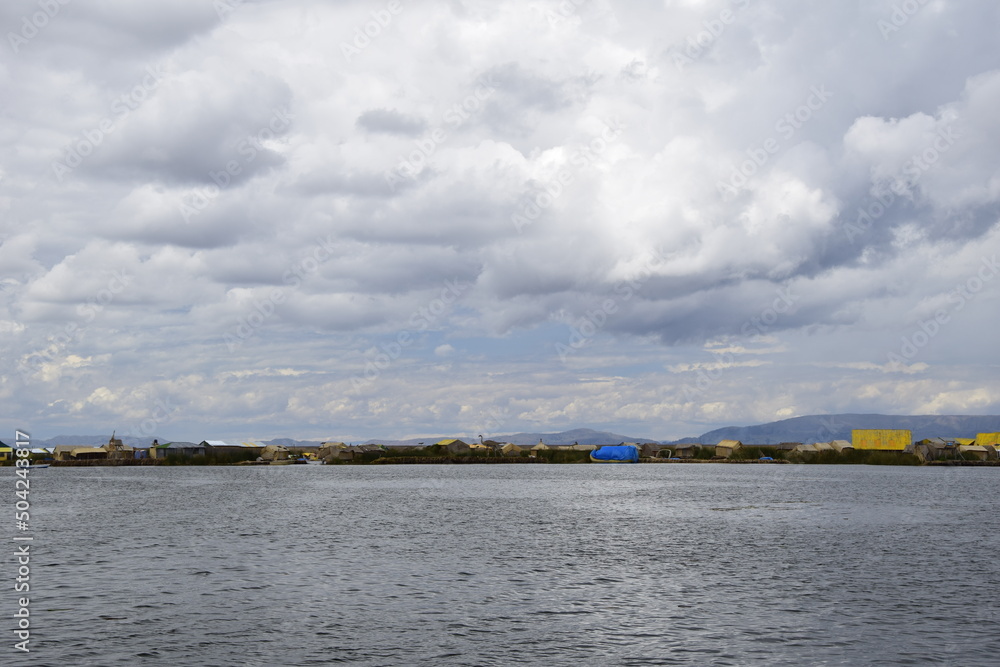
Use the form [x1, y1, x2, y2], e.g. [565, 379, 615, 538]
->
[12, 458, 997, 467]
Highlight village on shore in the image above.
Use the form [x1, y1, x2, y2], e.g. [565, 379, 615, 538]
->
[3, 428, 1000, 466]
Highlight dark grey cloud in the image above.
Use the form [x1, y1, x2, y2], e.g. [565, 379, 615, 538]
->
[2, 0, 223, 72]
[356, 108, 427, 136]
[83, 74, 294, 186]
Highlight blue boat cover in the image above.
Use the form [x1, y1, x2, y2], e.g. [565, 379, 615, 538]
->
[590, 445, 639, 463]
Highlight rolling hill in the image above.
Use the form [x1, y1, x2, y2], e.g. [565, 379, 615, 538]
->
[675, 414, 1000, 445]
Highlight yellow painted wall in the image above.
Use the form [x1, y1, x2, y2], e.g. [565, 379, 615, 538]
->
[976, 433, 1000, 447]
[852, 429, 911, 450]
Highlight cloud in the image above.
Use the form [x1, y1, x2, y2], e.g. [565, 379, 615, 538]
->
[3, 0, 1000, 442]
[356, 108, 427, 136]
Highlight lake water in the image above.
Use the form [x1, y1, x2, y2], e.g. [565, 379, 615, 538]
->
[8, 463, 1000, 666]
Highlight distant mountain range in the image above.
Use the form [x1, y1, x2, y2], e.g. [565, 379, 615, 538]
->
[263, 438, 324, 449]
[675, 414, 1000, 445]
[34, 429, 653, 449]
[33, 435, 324, 448]
[366, 428, 659, 447]
[501, 428, 659, 446]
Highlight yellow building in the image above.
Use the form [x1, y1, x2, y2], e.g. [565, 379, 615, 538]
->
[852, 429, 911, 450]
[976, 433, 1000, 447]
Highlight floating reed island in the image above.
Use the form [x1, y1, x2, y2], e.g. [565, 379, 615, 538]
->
[7, 430, 999, 467]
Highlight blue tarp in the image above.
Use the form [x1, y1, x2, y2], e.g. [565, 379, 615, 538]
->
[589, 445, 640, 463]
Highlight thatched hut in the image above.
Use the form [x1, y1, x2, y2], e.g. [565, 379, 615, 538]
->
[715, 439, 742, 458]
[959, 445, 994, 461]
[318, 442, 347, 459]
[435, 439, 470, 454]
[501, 443, 523, 457]
[260, 444, 290, 461]
[830, 440, 853, 453]
[69, 447, 108, 460]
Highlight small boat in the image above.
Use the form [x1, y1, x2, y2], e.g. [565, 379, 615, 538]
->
[26, 464, 50, 469]
[590, 445, 640, 463]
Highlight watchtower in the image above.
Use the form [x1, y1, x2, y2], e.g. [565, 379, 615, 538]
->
[106, 431, 126, 460]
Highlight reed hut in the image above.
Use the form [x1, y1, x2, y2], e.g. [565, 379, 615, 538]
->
[715, 439, 743, 458]
[501, 443, 523, 457]
[260, 444, 290, 461]
[152, 442, 205, 458]
[830, 440, 853, 453]
[318, 442, 347, 459]
[69, 447, 108, 460]
[670, 444, 697, 459]
[959, 445, 993, 461]
[435, 439, 470, 455]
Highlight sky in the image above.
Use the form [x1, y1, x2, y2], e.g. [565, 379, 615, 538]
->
[2, 0, 999, 444]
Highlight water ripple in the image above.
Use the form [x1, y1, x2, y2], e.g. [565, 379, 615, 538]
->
[11, 465, 1000, 666]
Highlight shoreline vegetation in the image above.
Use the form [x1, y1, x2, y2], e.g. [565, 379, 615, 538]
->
[10, 447, 999, 467]
[7, 433, 999, 467]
